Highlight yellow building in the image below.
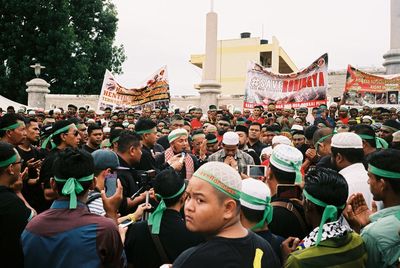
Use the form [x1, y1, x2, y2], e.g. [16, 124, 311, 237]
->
[190, 33, 298, 95]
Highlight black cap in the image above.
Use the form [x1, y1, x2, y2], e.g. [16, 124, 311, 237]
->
[234, 125, 248, 134]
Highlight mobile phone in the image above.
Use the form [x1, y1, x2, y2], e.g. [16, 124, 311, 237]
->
[118, 219, 134, 228]
[247, 165, 267, 178]
[105, 172, 118, 197]
[180, 152, 186, 164]
[276, 184, 302, 200]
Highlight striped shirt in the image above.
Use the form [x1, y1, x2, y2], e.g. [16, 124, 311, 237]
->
[87, 190, 106, 216]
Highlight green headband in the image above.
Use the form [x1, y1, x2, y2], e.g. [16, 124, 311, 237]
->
[41, 123, 75, 149]
[148, 183, 186, 234]
[111, 136, 120, 143]
[270, 153, 302, 184]
[168, 132, 188, 143]
[136, 128, 156, 135]
[0, 154, 17, 168]
[54, 174, 94, 209]
[368, 164, 400, 179]
[303, 189, 345, 245]
[358, 134, 388, 149]
[207, 138, 218, 144]
[315, 133, 334, 153]
[192, 133, 206, 140]
[240, 192, 273, 230]
[193, 170, 241, 200]
[0, 122, 24, 131]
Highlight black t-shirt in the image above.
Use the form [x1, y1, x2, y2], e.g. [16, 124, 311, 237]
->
[255, 230, 285, 264]
[269, 196, 310, 239]
[157, 135, 170, 150]
[133, 143, 164, 172]
[247, 140, 267, 156]
[81, 144, 98, 154]
[316, 155, 336, 170]
[125, 209, 203, 268]
[116, 156, 140, 216]
[17, 145, 48, 213]
[0, 186, 31, 268]
[173, 231, 280, 268]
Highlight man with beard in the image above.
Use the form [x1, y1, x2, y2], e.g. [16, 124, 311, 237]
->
[313, 127, 335, 169]
[156, 129, 201, 180]
[234, 125, 260, 165]
[378, 119, 400, 146]
[82, 124, 103, 153]
[216, 116, 231, 142]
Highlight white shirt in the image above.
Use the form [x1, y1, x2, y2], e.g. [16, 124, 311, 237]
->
[339, 163, 373, 208]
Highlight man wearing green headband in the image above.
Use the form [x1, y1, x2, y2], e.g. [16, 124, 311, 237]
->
[0, 113, 27, 146]
[283, 168, 367, 267]
[157, 114, 185, 150]
[266, 144, 309, 240]
[125, 169, 203, 267]
[22, 148, 125, 267]
[0, 142, 35, 268]
[312, 127, 336, 170]
[346, 149, 400, 268]
[39, 120, 81, 209]
[240, 178, 284, 263]
[134, 118, 165, 172]
[174, 162, 280, 267]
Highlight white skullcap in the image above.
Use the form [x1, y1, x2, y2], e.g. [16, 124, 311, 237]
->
[222, 132, 239, 145]
[291, 124, 303, 131]
[53, 108, 61, 114]
[331, 132, 363, 149]
[192, 162, 242, 199]
[362, 115, 372, 122]
[240, 178, 271, 210]
[28, 110, 35, 115]
[393, 131, 400, 142]
[270, 144, 303, 173]
[168, 129, 188, 143]
[330, 102, 338, 107]
[206, 124, 217, 132]
[87, 119, 96, 124]
[272, 135, 291, 146]
[103, 127, 111, 133]
[261, 146, 273, 157]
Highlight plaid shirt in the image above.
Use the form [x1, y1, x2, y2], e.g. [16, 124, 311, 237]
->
[207, 149, 255, 174]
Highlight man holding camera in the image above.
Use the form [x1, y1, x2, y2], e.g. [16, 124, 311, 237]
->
[124, 169, 203, 267]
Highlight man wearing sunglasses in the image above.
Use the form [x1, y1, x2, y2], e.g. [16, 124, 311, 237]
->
[39, 120, 81, 210]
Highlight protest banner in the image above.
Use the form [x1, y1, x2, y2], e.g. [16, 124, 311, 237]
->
[243, 54, 328, 109]
[97, 66, 170, 112]
[343, 65, 400, 107]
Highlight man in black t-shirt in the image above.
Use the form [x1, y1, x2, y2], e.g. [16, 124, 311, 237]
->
[0, 142, 34, 268]
[174, 162, 280, 268]
[124, 169, 203, 267]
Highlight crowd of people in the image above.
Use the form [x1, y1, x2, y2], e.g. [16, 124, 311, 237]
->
[0, 101, 400, 267]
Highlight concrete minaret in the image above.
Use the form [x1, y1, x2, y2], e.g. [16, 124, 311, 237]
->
[198, 0, 221, 112]
[383, 0, 400, 74]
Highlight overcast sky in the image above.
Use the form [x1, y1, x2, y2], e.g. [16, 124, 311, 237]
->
[113, 0, 390, 96]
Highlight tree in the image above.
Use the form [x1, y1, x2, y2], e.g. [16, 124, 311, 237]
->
[0, 0, 126, 103]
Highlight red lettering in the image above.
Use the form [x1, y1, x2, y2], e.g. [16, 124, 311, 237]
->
[282, 80, 288, 93]
[312, 73, 318, 87]
[307, 76, 312, 87]
[318, 72, 325, 86]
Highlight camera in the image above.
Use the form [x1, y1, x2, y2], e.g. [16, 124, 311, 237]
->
[138, 169, 156, 191]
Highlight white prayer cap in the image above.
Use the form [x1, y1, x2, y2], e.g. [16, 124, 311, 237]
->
[240, 178, 271, 210]
[270, 144, 303, 173]
[261, 146, 273, 157]
[330, 102, 338, 107]
[28, 110, 36, 115]
[331, 132, 363, 149]
[87, 119, 96, 124]
[222, 131, 239, 145]
[192, 162, 242, 199]
[103, 127, 111, 133]
[392, 131, 400, 142]
[168, 128, 188, 143]
[291, 124, 303, 131]
[53, 108, 61, 114]
[272, 135, 291, 146]
[362, 115, 372, 122]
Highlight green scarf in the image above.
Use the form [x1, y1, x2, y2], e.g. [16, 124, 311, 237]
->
[54, 174, 94, 209]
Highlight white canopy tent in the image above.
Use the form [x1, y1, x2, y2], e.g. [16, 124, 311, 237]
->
[0, 95, 28, 110]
